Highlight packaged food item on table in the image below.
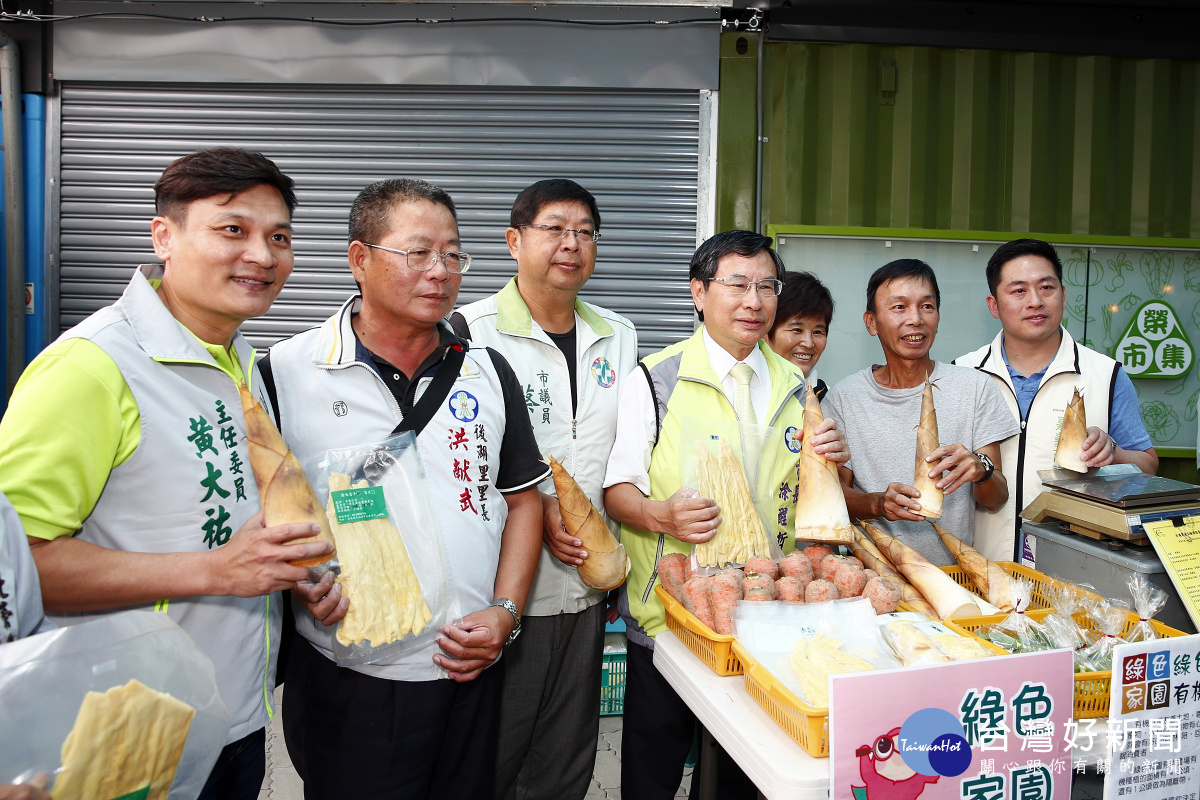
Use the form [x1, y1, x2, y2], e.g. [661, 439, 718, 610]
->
[1126, 573, 1168, 643]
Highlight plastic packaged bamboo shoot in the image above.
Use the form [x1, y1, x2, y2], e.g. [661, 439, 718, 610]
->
[794, 387, 854, 543]
[690, 435, 776, 569]
[1054, 387, 1088, 473]
[912, 376, 944, 519]
[238, 383, 336, 567]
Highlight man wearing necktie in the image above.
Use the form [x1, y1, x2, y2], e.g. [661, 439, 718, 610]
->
[602, 230, 849, 800]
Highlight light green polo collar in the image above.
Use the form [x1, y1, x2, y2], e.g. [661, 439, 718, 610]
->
[494, 276, 614, 338]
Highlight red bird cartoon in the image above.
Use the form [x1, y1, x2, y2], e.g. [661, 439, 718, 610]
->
[851, 727, 940, 800]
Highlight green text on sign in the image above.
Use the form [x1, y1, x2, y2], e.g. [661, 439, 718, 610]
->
[332, 486, 388, 524]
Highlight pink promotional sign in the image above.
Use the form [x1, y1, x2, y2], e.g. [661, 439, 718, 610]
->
[829, 650, 1075, 800]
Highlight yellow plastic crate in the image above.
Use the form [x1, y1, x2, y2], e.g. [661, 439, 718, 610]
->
[655, 585, 742, 676]
[732, 641, 829, 757]
[938, 562, 1101, 615]
[945, 610, 1188, 718]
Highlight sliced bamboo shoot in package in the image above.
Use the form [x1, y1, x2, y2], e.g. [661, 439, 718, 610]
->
[547, 455, 629, 590]
[794, 387, 855, 543]
[311, 432, 457, 666]
[912, 375, 944, 519]
[680, 419, 780, 571]
[1054, 387, 1089, 473]
[0, 611, 229, 799]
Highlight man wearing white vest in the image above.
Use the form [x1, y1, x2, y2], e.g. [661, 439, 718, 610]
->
[0, 148, 334, 799]
[604, 230, 849, 800]
[452, 179, 638, 800]
[956, 238, 1157, 563]
[265, 178, 547, 799]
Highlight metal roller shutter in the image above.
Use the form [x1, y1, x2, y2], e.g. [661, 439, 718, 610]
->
[57, 83, 701, 353]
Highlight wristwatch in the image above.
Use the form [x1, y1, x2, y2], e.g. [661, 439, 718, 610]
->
[490, 598, 522, 646]
[974, 453, 995, 483]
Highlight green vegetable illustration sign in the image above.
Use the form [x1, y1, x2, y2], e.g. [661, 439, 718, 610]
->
[1112, 300, 1193, 379]
[1141, 400, 1181, 443]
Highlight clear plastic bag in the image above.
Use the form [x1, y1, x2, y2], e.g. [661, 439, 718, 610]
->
[1041, 581, 1097, 671]
[0, 610, 229, 799]
[978, 579, 1054, 653]
[306, 431, 458, 666]
[1126, 573, 1167, 643]
[1079, 600, 1130, 672]
[679, 417, 782, 572]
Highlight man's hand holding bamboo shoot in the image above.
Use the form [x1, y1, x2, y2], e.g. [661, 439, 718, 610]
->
[541, 492, 587, 567]
[921, 441, 1007, 511]
[805, 417, 851, 464]
[603, 484, 721, 545]
[209, 512, 334, 598]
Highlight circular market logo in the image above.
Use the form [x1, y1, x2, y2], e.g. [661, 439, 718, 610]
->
[784, 426, 802, 453]
[898, 708, 972, 778]
[591, 357, 616, 388]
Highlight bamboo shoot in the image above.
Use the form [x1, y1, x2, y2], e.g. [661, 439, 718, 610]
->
[548, 456, 629, 590]
[693, 437, 774, 567]
[851, 524, 939, 619]
[931, 521, 1016, 612]
[912, 376, 943, 519]
[1054, 387, 1088, 473]
[861, 522, 989, 620]
[794, 387, 854, 543]
[238, 384, 335, 567]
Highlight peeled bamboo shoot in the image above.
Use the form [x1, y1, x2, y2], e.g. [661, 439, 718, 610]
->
[1055, 388, 1088, 473]
[694, 437, 773, 568]
[548, 455, 629, 590]
[912, 376, 943, 519]
[862, 523, 988, 620]
[931, 521, 1016, 612]
[794, 387, 854, 543]
[789, 633, 875, 708]
[238, 384, 335, 567]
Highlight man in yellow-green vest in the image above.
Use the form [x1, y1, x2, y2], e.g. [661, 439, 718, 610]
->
[603, 230, 849, 800]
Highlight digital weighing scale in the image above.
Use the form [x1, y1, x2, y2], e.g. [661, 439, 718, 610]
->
[1020, 463, 1200, 632]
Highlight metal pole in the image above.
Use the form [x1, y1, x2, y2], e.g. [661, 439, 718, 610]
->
[0, 32, 24, 398]
[753, 26, 765, 234]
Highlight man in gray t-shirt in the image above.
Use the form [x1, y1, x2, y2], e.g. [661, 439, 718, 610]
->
[825, 259, 1020, 565]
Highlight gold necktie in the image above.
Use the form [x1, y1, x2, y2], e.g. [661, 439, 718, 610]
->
[730, 362, 756, 424]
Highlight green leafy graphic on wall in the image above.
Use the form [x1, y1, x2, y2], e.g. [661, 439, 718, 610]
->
[1139, 251, 1175, 299]
[1112, 300, 1194, 379]
[1184, 252, 1200, 294]
[1065, 248, 1103, 287]
[1107, 252, 1133, 291]
[1141, 400, 1181, 443]
[1102, 293, 1142, 352]
[1187, 386, 1200, 423]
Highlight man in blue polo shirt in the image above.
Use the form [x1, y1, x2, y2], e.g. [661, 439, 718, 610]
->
[956, 238, 1156, 563]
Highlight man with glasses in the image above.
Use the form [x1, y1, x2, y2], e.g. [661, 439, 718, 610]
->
[452, 179, 637, 800]
[263, 178, 547, 798]
[603, 230, 848, 799]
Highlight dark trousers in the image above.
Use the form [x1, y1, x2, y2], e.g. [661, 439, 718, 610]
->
[622, 641, 758, 800]
[495, 602, 605, 800]
[283, 635, 505, 800]
[197, 727, 266, 800]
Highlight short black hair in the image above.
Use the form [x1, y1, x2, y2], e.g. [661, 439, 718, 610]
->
[866, 259, 940, 313]
[155, 147, 296, 223]
[986, 238, 1064, 296]
[690, 230, 785, 322]
[769, 271, 834, 337]
[510, 179, 600, 231]
[348, 178, 457, 245]
[690, 230, 785, 284]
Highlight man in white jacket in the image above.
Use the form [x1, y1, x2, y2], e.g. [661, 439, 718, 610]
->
[453, 179, 637, 800]
[956, 238, 1157, 563]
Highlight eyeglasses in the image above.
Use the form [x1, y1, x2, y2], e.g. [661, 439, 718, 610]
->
[711, 275, 783, 297]
[518, 224, 601, 244]
[362, 243, 472, 274]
